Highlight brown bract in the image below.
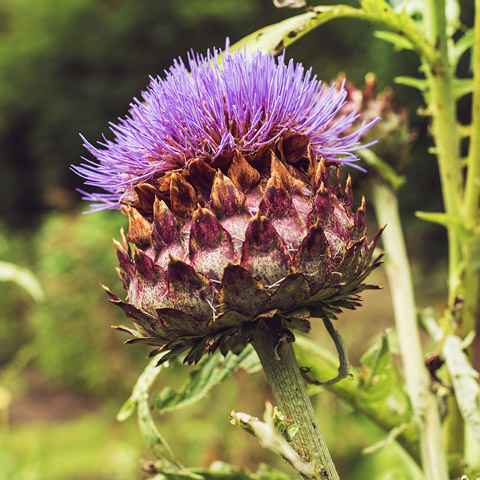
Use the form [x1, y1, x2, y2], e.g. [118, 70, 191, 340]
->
[106, 138, 384, 364]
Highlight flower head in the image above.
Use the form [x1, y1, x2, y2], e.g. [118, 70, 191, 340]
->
[74, 44, 384, 364]
[73, 45, 378, 212]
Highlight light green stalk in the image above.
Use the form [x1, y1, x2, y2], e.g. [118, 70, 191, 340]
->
[464, 0, 480, 223]
[252, 323, 340, 480]
[423, 0, 463, 302]
[461, 0, 480, 353]
[372, 181, 449, 480]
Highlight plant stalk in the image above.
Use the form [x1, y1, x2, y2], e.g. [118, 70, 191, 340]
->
[252, 323, 340, 480]
[461, 0, 480, 358]
[464, 0, 480, 222]
[372, 181, 449, 480]
[423, 0, 468, 463]
[423, 0, 463, 304]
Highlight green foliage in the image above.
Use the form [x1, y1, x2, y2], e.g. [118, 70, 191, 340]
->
[118, 349, 290, 479]
[30, 209, 142, 397]
[154, 348, 260, 415]
[0, 413, 143, 480]
[294, 335, 418, 463]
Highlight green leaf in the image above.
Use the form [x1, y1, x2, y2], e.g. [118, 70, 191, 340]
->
[415, 211, 472, 238]
[454, 77, 473, 100]
[293, 336, 419, 463]
[394, 76, 427, 91]
[359, 333, 398, 400]
[231, 2, 434, 72]
[0, 260, 44, 301]
[117, 353, 182, 468]
[443, 335, 480, 441]
[374, 30, 414, 51]
[451, 29, 475, 68]
[230, 8, 338, 55]
[154, 347, 260, 414]
[117, 353, 166, 422]
[138, 394, 184, 469]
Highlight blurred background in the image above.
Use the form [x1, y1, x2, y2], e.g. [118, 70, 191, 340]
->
[0, 0, 474, 478]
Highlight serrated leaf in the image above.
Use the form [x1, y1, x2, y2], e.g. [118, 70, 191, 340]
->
[138, 395, 183, 468]
[118, 353, 183, 468]
[394, 75, 427, 91]
[0, 260, 44, 301]
[154, 347, 260, 414]
[374, 30, 414, 51]
[415, 211, 473, 238]
[443, 335, 480, 441]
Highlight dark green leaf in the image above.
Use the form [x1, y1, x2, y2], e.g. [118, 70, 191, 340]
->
[154, 347, 260, 414]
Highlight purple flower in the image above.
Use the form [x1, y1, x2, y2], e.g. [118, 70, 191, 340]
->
[72, 44, 379, 212]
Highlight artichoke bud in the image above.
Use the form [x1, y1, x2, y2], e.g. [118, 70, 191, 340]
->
[108, 153, 383, 364]
[73, 46, 384, 363]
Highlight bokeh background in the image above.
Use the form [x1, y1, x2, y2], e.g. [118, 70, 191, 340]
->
[0, 0, 473, 478]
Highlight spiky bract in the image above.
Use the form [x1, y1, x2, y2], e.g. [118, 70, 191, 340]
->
[105, 152, 383, 364]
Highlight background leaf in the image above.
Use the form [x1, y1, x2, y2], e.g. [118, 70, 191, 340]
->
[0, 260, 44, 302]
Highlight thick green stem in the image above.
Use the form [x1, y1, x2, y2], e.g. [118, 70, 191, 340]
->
[423, 0, 463, 304]
[461, 0, 480, 356]
[464, 0, 480, 223]
[372, 181, 449, 480]
[423, 0, 467, 463]
[251, 323, 340, 480]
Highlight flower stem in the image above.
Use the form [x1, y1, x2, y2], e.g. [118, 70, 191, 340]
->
[252, 323, 340, 480]
[371, 181, 449, 480]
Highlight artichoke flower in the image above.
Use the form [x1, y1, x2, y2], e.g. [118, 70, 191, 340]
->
[73, 46, 384, 364]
